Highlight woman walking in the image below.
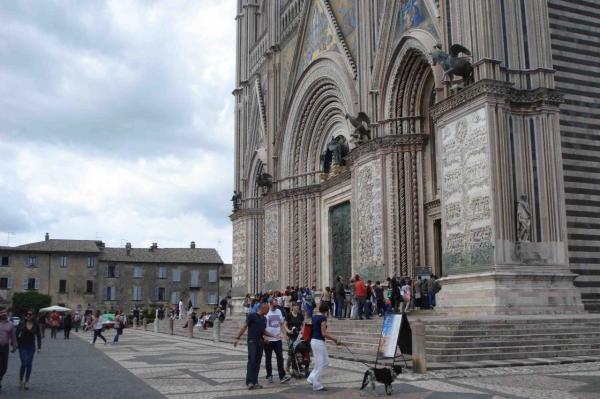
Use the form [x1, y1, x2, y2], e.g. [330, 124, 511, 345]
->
[91, 310, 107, 345]
[307, 303, 341, 392]
[112, 311, 124, 344]
[16, 310, 41, 391]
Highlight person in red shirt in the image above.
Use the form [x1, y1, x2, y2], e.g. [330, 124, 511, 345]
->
[354, 275, 367, 320]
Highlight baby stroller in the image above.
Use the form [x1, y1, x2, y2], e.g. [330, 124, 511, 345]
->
[288, 324, 311, 378]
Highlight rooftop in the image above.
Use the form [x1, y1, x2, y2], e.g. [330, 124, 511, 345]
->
[0, 239, 102, 253]
[100, 247, 223, 264]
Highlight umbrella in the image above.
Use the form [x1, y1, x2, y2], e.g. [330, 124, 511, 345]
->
[39, 305, 72, 313]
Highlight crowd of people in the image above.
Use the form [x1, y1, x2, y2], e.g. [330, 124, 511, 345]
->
[235, 273, 440, 392]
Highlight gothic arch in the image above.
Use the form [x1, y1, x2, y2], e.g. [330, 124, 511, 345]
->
[279, 54, 357, 189]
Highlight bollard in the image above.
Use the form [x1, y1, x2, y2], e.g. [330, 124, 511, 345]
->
[411, 320, 427, 373]
[143, 318, 147, 331]
[213, 319, 221, 343]
[133, 318, 138, 329]
[187, 317, 194, 338]
[154, 318, 159, 333]
[168, 317, 174, 335]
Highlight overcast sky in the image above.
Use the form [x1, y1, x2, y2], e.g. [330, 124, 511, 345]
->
[0, 1, 236, 262]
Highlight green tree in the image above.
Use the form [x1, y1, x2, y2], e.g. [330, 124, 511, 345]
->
[11, 292, 51, 316]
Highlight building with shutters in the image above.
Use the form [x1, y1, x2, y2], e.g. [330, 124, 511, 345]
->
[232, 0, 599, 314]
[0, 234, 226, 314]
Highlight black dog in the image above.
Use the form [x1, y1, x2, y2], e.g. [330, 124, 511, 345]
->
[359, 365, 402, 396]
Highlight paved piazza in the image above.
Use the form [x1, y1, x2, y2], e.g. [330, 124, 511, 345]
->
[72, 328, 600, 399]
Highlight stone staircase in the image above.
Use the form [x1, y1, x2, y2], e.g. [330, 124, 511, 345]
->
[423, 316, 600, 363]
[152, 313, 600, 367]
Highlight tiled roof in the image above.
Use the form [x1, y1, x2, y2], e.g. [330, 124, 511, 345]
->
[99, 247, 223, 264]
[5, 239, 102, 253]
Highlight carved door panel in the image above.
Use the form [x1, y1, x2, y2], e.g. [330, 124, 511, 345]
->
[330, 202, 352, 282]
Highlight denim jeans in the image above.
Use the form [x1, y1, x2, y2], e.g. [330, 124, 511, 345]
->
[335, 298, 344, 319]
[0, 345, 8, 383]
[113, 328, 122, 343]
[356, 296, 366, 319]
[93, 329, 106, 344]
[246, 339, 263, 386]
[19, 345, 35, 381]
[264, 340, 286, 380]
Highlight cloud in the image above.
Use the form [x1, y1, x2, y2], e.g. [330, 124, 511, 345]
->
[0, 0, 235, 262]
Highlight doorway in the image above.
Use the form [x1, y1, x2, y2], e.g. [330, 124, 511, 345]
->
[434, 219, 443, 276]
[330, 201, 352, 283]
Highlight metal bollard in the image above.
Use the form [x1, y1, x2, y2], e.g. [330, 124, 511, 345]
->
[411, 320, 427, 373]
[168, 318, 174, 335]
[213, 319, 221, 343]
[187, 317, 194, 338]
[143, 318, 147, 331]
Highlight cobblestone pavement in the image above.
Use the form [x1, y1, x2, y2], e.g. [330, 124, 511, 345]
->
[3, 330, 163, 398]
[80, 328, 600, 399]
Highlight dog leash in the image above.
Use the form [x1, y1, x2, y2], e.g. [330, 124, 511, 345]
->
[339, 342, 374, 368]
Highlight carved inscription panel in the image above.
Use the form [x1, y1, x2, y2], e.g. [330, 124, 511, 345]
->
[232, 219, 247, 290]
[441, 108, 494, 273]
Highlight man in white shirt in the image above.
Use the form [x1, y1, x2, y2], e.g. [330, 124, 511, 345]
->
[264, 299, 291, 384]
[178, 300, 184, 320]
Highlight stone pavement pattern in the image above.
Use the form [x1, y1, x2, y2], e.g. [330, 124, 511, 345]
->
[83, 328, 600, 399]
[3, 331, 163, 398]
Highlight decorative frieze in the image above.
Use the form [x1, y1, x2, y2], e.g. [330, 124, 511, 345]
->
[232, 219, 247, 292]
[440, 107, 494, 275]
[263, 205, 279, 285]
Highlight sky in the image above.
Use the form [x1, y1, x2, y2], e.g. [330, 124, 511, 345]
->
[0, 0, 236, 262]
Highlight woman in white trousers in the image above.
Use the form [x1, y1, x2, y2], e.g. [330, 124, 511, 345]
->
[307, 303, 341, 391]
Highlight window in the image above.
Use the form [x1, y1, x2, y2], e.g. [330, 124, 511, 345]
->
[155, 287, 167, 301]
[133, 266, 144, 278]
[59, 280, 67, 293]
[190, 271, 199, 288]
[86, 280, 94, 294]
[133, 286, 142, 301]
[59, 256, 68, 268]
[87, 256, 94, 268]
[190, 293, 198, 307]
[171, 291, 180, 304]
[104, 264, 118, 278]
[158, 266, 167, 279]
[0, 278, 12, 289]
[206, 292, 218, 305]
[103, 286, 116, 301]
[208, 269, 217, 283]
[1, 256, 9, 266]
[24, 278, 39, 290]
[172, 270, 181, 282]
[27, 256, 37, 267]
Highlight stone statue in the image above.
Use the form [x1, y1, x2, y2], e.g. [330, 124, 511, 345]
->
[231, 190, 242, 211]
[256, 172, 273, 189]
[345, 112, 371, 143]
[517, 194, 531, 242]
[320, 135, 349, 173]
[431, 44, 474, 85]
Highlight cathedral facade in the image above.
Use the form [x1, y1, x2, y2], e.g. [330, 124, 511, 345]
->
[232, 0, 599, 314]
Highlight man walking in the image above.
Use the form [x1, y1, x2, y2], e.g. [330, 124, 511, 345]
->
[334, 276, 345, 319]
[234, 302, 281, 390]
[264, 300, 291, 384]
[0, 307, 17, 392]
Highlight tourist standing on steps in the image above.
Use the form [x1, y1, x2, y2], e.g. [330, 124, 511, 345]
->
[334, 276, 345, 320]
[283, 302, 304, 371]
[354, 275, 367, 320]
[234, 302, 281, 390]
[263, 300, 291, 385]
[91, 310, 107, 345]
[0, 307, 17, 393]
[16, 310, 41, 391]
[374, 281, 384, 316]
[307, 303, 341, 392]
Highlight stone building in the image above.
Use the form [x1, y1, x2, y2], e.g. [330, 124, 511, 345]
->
[0, 235, 224, 313]
[231, 0, 599, 313]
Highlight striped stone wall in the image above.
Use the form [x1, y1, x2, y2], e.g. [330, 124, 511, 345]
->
[549, 0, 600, 312]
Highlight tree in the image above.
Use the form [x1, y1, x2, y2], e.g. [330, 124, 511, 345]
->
[11, 292, 51, 317]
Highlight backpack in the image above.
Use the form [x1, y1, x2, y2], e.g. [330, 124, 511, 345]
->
[433, 280, 442, 294]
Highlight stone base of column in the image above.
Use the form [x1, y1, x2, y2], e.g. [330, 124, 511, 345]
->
[435, 271, 585, 316]
[229, 296, 247, 315]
